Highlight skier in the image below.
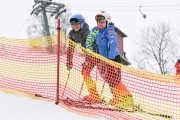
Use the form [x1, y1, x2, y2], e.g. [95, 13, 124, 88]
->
[66, 14, 90, 70]
[82, 11, 134, 109]
[175, 59, 180, 75]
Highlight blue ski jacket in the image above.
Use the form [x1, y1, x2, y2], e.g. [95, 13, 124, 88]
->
[86, 24, 120, 59]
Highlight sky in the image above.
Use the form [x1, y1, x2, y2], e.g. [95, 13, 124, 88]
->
[0, 0, 180, 59]
[64, 0, 180, 60]
[0, 0, 180, 120]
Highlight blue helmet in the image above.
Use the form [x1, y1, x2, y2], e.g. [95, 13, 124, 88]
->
[70, 14, 85, 28]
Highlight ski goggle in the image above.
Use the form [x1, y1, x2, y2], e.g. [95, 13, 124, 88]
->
[70, 18, 84, 25]
[70, 18, 80, 25]
[95, 15, 105, 21]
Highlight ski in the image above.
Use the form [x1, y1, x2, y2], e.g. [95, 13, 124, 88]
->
[35, 94, 173, 119]
[60, 97, 123, 112]
[35, 93, 50, 99]
[101, 100, 173, 119]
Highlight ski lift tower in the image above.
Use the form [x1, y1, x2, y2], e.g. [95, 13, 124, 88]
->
[31, 0, 66, 53]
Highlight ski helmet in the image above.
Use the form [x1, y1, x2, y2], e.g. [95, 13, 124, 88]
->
[70, 14, 85, 28]
[95, 11, 111, 24]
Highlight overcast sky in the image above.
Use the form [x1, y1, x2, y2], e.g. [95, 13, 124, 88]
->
[0, 0, 179, 59]
[65, 0, 180, 59]
[0, 0, 180, 119]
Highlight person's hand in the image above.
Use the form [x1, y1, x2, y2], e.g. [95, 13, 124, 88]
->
[66, 62, 73, 71]
[109, 55, 121, 63]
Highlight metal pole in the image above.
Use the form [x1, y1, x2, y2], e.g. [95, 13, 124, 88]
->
[42, 7, 54, 53]
[55, 19, 60, 105]
[42, 7, 52, 44]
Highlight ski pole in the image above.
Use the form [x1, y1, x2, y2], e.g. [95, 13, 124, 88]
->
[78, 78, 85, 99]
[138, 107, 173, 119]
[100, 81, 106, 97]
[100, 67, 108, 97]
[61, 70, 71, 97]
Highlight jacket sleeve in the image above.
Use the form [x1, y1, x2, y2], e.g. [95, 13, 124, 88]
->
[68, 31, 75, 42]
[66, 31, 76, 70]
[106, 25, 119, 59]
[81, 29, 90, 48]
[175, 63, 180, 69]
[68, 31, 76, 49]
[86, 31, 95, 51]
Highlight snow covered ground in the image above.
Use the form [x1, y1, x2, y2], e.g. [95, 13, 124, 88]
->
[0, 92, 101, 120]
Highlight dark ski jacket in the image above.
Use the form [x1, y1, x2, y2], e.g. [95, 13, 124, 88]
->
[66, 22, 90, 70]
[68, 22, 90, 48]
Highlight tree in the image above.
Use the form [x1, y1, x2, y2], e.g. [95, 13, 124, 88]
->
[134, 22, 179, 75]
[26, 15, 45, 39]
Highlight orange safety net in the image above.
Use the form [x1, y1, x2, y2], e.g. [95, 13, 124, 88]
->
[0, 30, 180, 120]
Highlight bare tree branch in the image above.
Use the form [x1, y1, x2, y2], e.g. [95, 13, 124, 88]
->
[134, 22, 178, 75]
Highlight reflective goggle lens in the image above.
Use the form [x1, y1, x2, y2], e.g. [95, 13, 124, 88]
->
[70, 18, 80, 24]
[95, 15, 105, 21]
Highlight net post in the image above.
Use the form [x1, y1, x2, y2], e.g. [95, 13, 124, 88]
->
[55, 19, 60, 105]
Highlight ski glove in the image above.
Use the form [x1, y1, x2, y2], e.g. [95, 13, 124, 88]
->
[109, 55, 121, 63]
[66, 61, 73, 71]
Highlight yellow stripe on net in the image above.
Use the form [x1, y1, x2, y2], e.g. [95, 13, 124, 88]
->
[0, 30, 179, 120]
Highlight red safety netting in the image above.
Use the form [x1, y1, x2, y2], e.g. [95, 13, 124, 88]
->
[0, 30, 180, 120]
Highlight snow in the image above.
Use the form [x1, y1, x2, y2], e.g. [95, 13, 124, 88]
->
[0, 92, 101, 120]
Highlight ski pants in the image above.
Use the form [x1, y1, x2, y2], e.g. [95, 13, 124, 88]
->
[81, 55, 121, 88]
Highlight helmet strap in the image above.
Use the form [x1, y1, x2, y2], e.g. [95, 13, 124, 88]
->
[106, 21, 108, 27]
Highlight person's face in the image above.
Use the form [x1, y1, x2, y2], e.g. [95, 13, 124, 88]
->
[71, 24, 81, 31]
[97, 20, 106, 29]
